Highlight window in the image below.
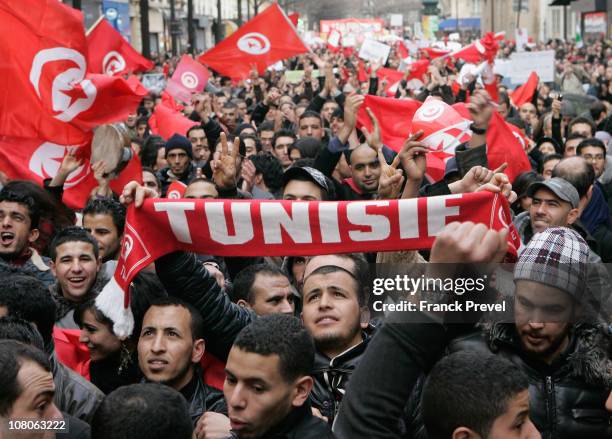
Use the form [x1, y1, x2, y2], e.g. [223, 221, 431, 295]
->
[512, 0, 529, 12]
[552, 8, 561, 38]
[472, 0, 481, 15]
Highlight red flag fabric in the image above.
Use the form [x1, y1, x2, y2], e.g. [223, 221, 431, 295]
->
[414, 102, 530, 183]
[357, 61, 369, 82]
[450, 32, 503, 64]
[53, 327, 90, 379]
[288, 12, 299, 27]
[510, 71, 539, 107]
[198, 4, 309, 79]
[87, 18, 153, 76]
[376, 68, 404, 96]
[0, 136, 97, 209]
[166, 180, 187, 199]
[342, 47, 355, 58]
[377, 60, 429, 96]
[356, 95, 422, 151]
[109, 146, 143, 194]
[412, 97, 472, 182]
[0, 0, 147, 145]
[166, 55, 209, 104]
[406, 59, 430, 81]
[149, 102, 198, 140]
[96, 193, 520, 337]
[487, 112, 532, 182]
[421, 47, 451, 59]
[397, 41, 409, 59]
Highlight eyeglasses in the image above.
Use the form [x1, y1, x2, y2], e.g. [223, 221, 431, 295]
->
[582, 154, 605, 162]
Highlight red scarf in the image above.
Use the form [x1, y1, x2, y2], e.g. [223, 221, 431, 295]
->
[97, 192, 519, 337]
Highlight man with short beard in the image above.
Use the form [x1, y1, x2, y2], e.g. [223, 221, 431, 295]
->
[300, 254, 373, 424]
[314, 94, 383, 201]
[0, 189, 54, 287]
[156, 134, 198, 197]
[449, 227, 611, 438]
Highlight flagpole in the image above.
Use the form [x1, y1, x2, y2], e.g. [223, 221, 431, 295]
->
[86, 15, 105, 36]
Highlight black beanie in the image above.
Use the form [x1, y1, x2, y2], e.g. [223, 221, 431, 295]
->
[165, 134, 193, 159]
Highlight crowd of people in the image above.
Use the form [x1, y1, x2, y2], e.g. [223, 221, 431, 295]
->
[1, 27, 612, 439]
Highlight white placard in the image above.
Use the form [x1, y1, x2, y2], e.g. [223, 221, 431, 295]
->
[500, 50, 555, 84]
[358, 39, 391, 64]
[342, 35, 356, 47]
[515, 28, 528, 52]
[141, 73, 166, 94]
[327, 29, 341, 47]
[390, 14, 403, 27]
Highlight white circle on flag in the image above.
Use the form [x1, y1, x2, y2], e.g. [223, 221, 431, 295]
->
[180, 71, 199, 89]
[30, 47, 97, 122]
[416, 100, 445, 122]
[168, 190, 182, 199]
[102, 51, 127, 76]
[121, 234, 134, 261]
[237, 33, 271, 55]
[498, 204, 509, 228]
[28, 142, 90, 188]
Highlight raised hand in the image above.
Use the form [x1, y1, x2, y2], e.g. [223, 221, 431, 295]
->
[466, 89, 493, 130]
[240, 157, 257, 193]
[429, 221, 508, 264]
[450, 163, 507, 194]
[377, 147, 404, 200]
[398, 130, 428, 183]
[212, 132, 240, 190]
[59, 148, 83, 176]
[120, 181, 157, 208]
[360, 107, 383, 150]
[475, 165, 517, 203]
[50, 148, 83, 187]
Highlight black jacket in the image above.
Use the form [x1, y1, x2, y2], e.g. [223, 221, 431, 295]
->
[181, 373, 228, 424]
[333, 315, 447, 439]
[155, 252, 255, 362]
[449, 323, 611, 439]
[157, 164, 198, 197]
[310, 326, 376, 425]
[227, 403, 335, 439]
[50, 352, 104, 424]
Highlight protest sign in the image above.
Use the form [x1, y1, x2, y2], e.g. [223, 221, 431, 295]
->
[285, 69, 320, 83]
[141, 73, 166, 94]
[359, 39, 391, 64]
[493, 50, 554, 84]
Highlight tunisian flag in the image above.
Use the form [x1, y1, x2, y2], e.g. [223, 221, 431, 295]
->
[87, 18, 153, 76]
[356, 95, 422, 151]
[510, 71, 539, 107]
[450, 32, 504, 64]
[377, 61, 429, 96]
[149, 97, 198, 140]
[421, 102, 531, 183]
[0, 136, 97, 209]
[0, 0, 147, 145]
[198, 3, 309, 79]
[165, 55, 209, 104]
[486, 112, 532, 182]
